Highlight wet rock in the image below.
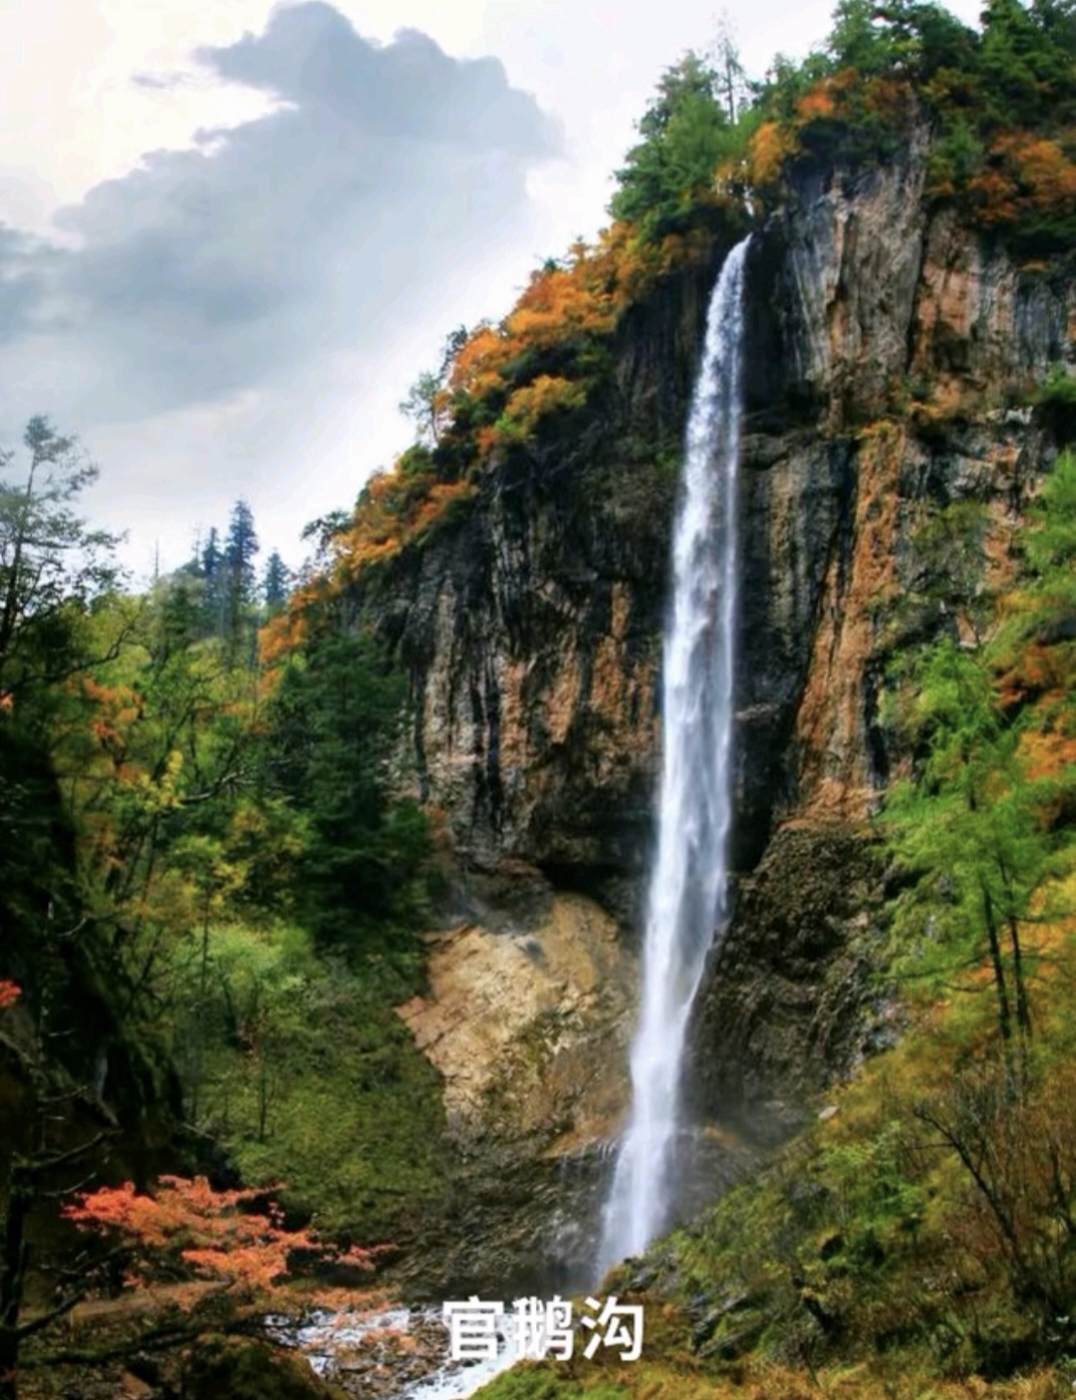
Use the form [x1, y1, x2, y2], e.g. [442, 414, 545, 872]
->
[690, 824, 888, 1120]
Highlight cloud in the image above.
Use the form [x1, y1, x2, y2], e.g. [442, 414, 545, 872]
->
[0, 1, 560, 428]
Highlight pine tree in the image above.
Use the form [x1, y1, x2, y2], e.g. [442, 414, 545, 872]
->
[262, 551, 290, 615]
[199, 526, 225, 639]
[222, 501, 259, 661]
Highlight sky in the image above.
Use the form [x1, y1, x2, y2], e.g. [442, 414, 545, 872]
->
[0, 0, 984, 584]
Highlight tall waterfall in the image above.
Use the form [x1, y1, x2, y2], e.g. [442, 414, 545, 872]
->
[597, 237, 750, 1274]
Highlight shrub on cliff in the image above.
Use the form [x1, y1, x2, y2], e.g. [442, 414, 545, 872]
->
[746, 0, 1076, 255]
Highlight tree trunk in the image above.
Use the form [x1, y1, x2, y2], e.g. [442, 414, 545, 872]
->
[981, 884, 1013, 1049]
[0, 1164, 33, 1400]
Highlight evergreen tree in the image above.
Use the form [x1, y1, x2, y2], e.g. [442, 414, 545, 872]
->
[222, 500, 259, 660]
[885, 452, 1076, 1059]
[262, 551, 290, 614]
[224, 501, 259, 610]
[199, 526, 225, 639]
[262, 631, 428, 960]
[610, 51, 737, 233]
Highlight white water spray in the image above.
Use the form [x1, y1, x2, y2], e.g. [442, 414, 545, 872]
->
[597, 237, 750, 1274]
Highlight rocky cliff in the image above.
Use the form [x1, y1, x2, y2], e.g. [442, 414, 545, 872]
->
[350, 130, 1075, 1210]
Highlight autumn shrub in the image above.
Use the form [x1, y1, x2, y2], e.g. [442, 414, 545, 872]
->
[63, 1174, 375, 1292]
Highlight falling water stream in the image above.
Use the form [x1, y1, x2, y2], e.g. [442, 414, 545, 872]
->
[597, 236, 750, 1275]
[285, 240, 752, 1395]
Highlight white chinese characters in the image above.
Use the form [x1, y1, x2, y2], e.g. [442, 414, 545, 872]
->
[579, 1295, 643, 1362]
[442, 1295, 643, 1363]
[442, 1297, 504, 1361]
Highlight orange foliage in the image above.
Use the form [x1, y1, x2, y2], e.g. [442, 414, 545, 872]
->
[443, 218, 707, 449]
[64, 1176, 375, 1293]
[747, 121, 797, 188]
[968, 130, 1076, 227]
[447, 323, 505, 398]
[332, 474, 477, 579]
[504, 261, 619, 348]
[80, 677, 143, 758]
[797, 85, 837, 121]
[260, 214, 718, 662]
[1019, 727, 1076, 785]
[258, 598, 311, 671]
[748, 70, 917, 194]
[0, 980, 20, 1011]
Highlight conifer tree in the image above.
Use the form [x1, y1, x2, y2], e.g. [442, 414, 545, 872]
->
[262, 550, 290, 614]
[199, 526, 225, 639]
[222, 500, 259, 661]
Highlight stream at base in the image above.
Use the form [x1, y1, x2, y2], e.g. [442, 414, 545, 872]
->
[274, 1305, 516, 1400]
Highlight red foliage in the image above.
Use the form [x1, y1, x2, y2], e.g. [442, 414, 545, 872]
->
[64, 1176, 375, 1293]
[0, 980, 20, 1011]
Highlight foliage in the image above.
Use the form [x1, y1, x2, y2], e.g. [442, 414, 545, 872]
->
[884, 636, 1066, 1047]
[63, 1175, 375, 1291]
[165, 921, 446, 1234]
[476, 448, 1076, 1400]
[329, 470, 477, 578]
[0, 408, 450, 1291]
[258, 629, 431, 961]
[609, 52, 748, 235]
[0, 416, 125, 703]
[262, 550, 291, 614]
[1032, 365, 1076, 447]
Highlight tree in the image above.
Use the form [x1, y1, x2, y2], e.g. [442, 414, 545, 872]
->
[260, 630, 428, 959]
[262, 551, 290, 615]
[885, 641, 1053, 1050]
[0, 963, 135, 1400]
[1, 1128, 118, 1400]
[610, 52, 736, 232]
[198, 526, 225, 638]
[885, 452, 1076, 1060]
[3, 1165, 376, 1396]
[222, 501, 258, 653]
[300, 510, 352, 572]
[0, 417, 124, 698]
[711, 12, 750, 122]
[398, 371, 446, 448]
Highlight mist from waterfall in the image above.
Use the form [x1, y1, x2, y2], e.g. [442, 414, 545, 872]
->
[597, 236, 750, 1275]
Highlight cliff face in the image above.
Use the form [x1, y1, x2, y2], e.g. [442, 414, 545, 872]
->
[365, 236, 734, 924]
[359, 133, 1075, 1134]
[735, 132, 1073, 851]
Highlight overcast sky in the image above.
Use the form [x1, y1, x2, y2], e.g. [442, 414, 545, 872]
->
[0, 0, 983, 583]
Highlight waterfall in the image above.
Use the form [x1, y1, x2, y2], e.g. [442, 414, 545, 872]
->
[597, 236, 750, 1274]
